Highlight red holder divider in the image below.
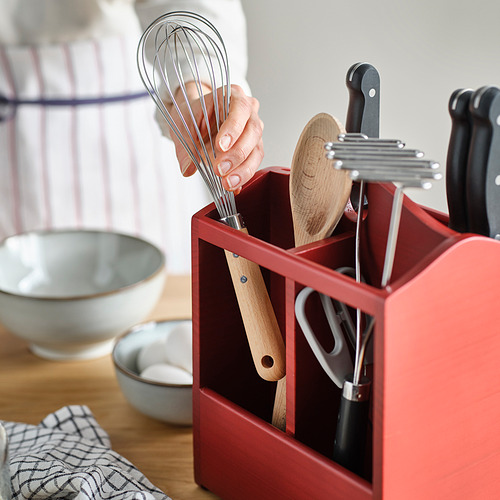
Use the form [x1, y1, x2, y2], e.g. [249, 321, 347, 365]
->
[192, 167, 500, 500]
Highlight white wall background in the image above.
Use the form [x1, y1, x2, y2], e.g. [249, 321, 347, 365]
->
[241, 0, 500, 212]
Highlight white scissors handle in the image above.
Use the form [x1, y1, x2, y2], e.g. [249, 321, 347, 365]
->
[295, 287, 353, 388]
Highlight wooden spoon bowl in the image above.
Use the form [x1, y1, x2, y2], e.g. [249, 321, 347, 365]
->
[290, 113, 352, 246]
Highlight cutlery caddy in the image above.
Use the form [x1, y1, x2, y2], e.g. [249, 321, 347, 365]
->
[191, 167, 500, 500]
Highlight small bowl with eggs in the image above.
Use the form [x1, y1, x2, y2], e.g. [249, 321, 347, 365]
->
[112, 319, 193, 425]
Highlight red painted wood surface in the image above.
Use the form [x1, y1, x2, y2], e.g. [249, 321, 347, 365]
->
[196, 388, 371, 500]
[192, 167, 500, 500]
[378, 236, 500, 500]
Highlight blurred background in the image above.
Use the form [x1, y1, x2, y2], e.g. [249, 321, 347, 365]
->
[241, 0, 500, 212]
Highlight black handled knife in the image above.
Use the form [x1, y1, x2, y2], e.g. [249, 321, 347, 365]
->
[446, 88, 474, 233]
[467, 85, 500, 239]
[345, 62, 380, 211]
[346, 62, 380, 138]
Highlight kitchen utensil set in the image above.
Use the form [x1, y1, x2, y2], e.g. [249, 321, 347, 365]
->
[446, 86, 500, 239]
[293, 62, 442, 477]
[137, 10, 499, 481]
[137, 12, 286, 429]
[295, 73, 500, 479]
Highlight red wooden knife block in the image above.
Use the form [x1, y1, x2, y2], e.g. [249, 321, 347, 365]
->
[191, 167, 500, 500]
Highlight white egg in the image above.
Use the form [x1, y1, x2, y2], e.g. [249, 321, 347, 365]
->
[137, 337, 169, 373]
[164, 321, 192, 373]
[140, 363, 193, 385]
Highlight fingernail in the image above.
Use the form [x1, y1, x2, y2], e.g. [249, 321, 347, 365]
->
[218, 161, 232, 176]
[219, 134, 232, 152]
[181, 159, 191, 175]
[227, 174, 240, 189]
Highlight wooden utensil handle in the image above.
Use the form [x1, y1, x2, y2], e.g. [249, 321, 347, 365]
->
[272, 376, 286, 431]
[224, 238, 285, 382]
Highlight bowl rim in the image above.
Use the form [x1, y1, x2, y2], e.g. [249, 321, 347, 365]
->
[0, 229, 166, 301]
[112, 319, 193, 389]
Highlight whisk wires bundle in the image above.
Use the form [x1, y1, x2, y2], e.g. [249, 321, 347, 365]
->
[137, 11, 237, 222]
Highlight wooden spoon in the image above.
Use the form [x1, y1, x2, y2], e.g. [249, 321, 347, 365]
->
[271, 113, 352, 430]
[289, 113, 352, 246]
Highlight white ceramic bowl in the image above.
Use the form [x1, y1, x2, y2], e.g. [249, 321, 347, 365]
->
[112, 320, 193, 425]
[0, 229, 166, 360]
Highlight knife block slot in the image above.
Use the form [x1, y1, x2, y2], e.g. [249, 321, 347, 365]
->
[192, 167, 500, 500]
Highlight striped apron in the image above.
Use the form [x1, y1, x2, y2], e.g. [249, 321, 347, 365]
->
[0, 35, 210, 274]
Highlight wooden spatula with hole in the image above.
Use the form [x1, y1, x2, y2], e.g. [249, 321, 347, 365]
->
[271, 112, 352, 430]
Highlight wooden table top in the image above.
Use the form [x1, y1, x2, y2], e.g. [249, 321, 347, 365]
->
[0, 274, 218, 500]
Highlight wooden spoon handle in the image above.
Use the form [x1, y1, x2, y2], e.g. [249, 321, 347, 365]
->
[272, 376, 287, 431]
[224, 230, 285, 382]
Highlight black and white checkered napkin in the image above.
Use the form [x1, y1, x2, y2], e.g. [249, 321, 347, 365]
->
[1, 405, 171, 500]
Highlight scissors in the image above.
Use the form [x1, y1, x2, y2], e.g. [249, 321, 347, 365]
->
[295, 266, 362, 389]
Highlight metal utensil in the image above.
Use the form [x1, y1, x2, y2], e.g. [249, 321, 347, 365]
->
[467, 85, 500, 239]
[326, 136, 441, 475]
[137, 12, 286, 428]
[329, 138, 442, 288]
[446, 88, 474, 233]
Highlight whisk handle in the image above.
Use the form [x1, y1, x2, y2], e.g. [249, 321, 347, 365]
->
[224, 230, 286, 382]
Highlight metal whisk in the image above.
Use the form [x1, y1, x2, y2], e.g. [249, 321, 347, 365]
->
[137, 11, 286, 429]
[137, 11, 238, 225]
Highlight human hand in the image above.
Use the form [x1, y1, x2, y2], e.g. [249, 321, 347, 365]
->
[170, 83, 264, 195]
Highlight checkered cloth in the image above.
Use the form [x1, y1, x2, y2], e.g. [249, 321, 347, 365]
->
[1, 406, 171, 500]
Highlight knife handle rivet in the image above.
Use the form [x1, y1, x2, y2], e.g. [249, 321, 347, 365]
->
[496, 115, 500, 126]
[369, 88, 376, 98]
[495, 175, 500, 186]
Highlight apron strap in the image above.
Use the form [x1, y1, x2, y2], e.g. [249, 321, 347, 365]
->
[0, 91, 150, 122]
